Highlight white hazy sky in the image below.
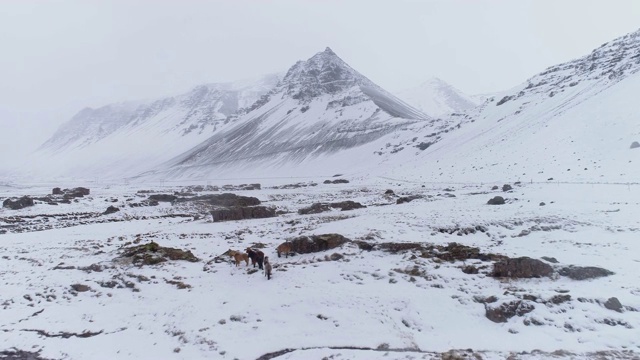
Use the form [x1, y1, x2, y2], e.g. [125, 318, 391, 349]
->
[1, 0, 639, 169]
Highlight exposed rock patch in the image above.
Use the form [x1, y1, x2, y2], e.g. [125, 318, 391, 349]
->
[558, 266, 614, 280]
[285, 234, 350, 254]
[323, 179, 349, 184]
[148, 194, 178, 202]
[210, 206, 276, 222]
[3, 196, 35, 210]
[492, 257, 553, 278]
[103, 206, 120, 215]
[485, 300, 535, 323]
[298, 201, 365, 215]
[118, 241, 199, 266]
[487, 196, 505, 205]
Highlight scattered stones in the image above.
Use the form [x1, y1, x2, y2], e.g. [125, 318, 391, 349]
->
[604, 297, 623, 312]
[103, 206, 120, 215]
[487, 196, 505, 205]
[492, 257, 553, 278]
[3, 196, 35, 210]
[558, 266, 614, 280]
[485, 300, 535, 323]
[502, 184, 513, 192]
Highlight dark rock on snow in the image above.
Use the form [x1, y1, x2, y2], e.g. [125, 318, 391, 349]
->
[103, 206, 120, 215]
[604, 297, 623, 312]
[558, 266, 614, 280]
[487, 196, 505, 205]
[492, 257, 553, 278]
[298, 201, 365, 215]
[502, 184, 513, 192]
[285, 234, 350, 254]
[211, 206, 276, 222]
[485, 300, 535, 323]
[148, 194, 178, 202]
[3, 196, 35, 210]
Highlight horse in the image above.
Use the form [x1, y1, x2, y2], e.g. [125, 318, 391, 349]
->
[264, 256, 272, 280]
[226, 249, 249, 267]
[245, 248, 264, 270]
[276, 242, 293, 258]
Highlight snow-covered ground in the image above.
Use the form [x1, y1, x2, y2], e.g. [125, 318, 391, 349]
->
[1, 178, 639, 359]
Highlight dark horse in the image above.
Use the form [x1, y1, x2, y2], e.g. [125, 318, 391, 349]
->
[245, 248, 264, 270]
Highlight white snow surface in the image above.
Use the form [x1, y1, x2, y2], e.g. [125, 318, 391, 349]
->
[1, 179, 639, 360]
[395, 77, 481, 117]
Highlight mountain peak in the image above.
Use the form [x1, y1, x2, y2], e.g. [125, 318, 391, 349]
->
[323, 47, 336, 55]
[280, 47, 369, 101]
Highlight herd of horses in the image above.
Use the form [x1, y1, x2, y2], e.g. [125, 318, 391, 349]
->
[225, 242, 293, 281]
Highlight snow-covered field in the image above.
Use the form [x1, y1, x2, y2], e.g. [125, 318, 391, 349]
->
[2, 178, 639, 359]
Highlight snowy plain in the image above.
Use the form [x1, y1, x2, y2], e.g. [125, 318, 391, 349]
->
[1, 176, 639, 360]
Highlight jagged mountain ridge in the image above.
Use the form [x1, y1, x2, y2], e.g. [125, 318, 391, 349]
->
[396, 77, 481, 117]
[40, 74, 281, 153]
[142, 48, 431, 179]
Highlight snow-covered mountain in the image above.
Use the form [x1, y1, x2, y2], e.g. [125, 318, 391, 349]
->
[379, 28, 640, 184]
[395, 77, 481, 117]
[140, 48, 431, 180]
[33, 74, 281, 178]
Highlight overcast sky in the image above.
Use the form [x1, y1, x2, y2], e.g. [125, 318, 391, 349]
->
[1, 0, 639, 168]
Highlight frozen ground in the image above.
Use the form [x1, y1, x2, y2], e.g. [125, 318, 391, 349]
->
[1, 178, 639, 360]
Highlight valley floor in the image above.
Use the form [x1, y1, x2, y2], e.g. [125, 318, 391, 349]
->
[1, 178, 639, 360]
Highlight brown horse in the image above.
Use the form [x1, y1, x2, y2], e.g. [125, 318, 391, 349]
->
[226, 250, 249, 267]
[276, 242, 292, 258]
[245, 248, 264, 270]
[264, 256, 272, 280]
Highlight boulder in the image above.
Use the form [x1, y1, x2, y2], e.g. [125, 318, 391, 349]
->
[492, 257, 553, 278]
[604, 297, 623, 312]
[491, 185, 499, 190]
[558, 266, 614, 280]
[211, 206, 276, 222]
[118, 241, 199, 266]
[502, 184, 513, 192]
[630, 141, 640, 149]
[487, 196, 505, 205]
[397, 195, 423, 204]
[179, 193, 261, 207]
[384, 189, 395, 195]
[323, 179, 349, 184]
[148, 194, 178, 202]
[3, 196, 35, 210]
[52, 187, 63, 195]
[298, 201, 365, 215]
[286, 234, 350, 254]
[485, 300, 535, 323]
[298, 203, 331, 215]
[103, 206, 120, 215]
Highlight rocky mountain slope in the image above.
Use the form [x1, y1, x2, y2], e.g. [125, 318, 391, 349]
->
[374, 28, 640, 184]
[33, 74, 281, 178]
[395, 77, 481, 117]
[140, 48, 431, 180]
